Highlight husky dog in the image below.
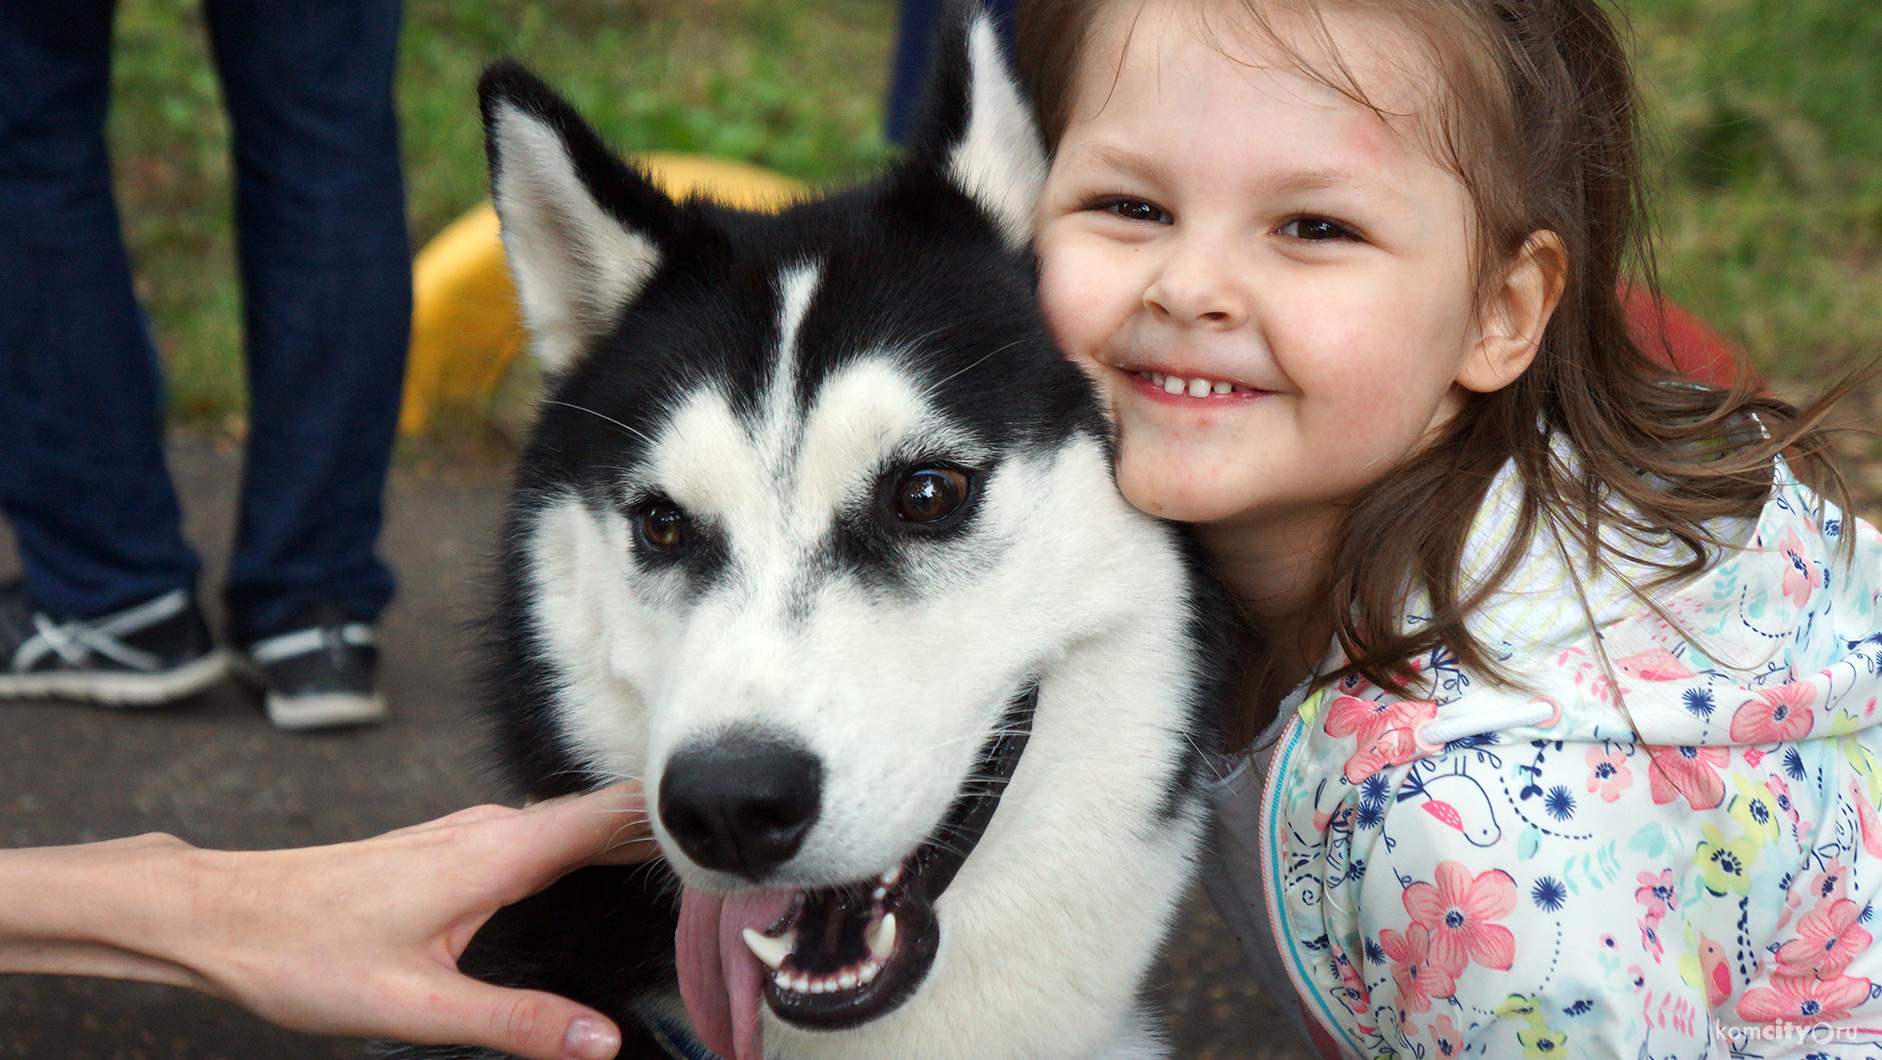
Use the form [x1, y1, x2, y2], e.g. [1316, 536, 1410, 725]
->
[422, 7, 1238, 1059]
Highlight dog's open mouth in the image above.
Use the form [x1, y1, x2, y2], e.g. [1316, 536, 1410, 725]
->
[743, 682, 1039, 1030]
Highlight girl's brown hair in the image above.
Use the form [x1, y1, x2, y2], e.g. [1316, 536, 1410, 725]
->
[1017, 0, 1857, 722]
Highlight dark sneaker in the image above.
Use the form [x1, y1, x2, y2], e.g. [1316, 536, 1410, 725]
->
[238, 613, 387, 731]
[0, 583, 229, 706]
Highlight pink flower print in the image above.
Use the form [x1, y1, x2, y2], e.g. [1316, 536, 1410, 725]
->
[1402, 862, 1518, 975]
[1779, 528, 1823, 608]
[1766, 774, 1799, 824]
[1736, 973, 1873, 1025]
[1329, 944, 1376, 1033]
[1427, 1014, 1464, 1058]
[1336, 672, 1373, 696]
[1852, 780, 1882, 858]
[1729, 681, 1816, 743]
[1775, 898, 1871, 978]
[1808, 858, 1851, 906]
[1639, 918, 1665, 963]
[1614, 648, 1696, 682]
[1644, 744, 1728, 810]
[1586, 745, 1633, 802]
[1635, 869, 1677, 922]
[1322, 695, 1439, 784]
[1378, 923, 1457, 1014]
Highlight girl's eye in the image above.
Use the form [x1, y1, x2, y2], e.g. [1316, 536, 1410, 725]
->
[1280, 216, 1358, 242]
[1103, 198, 1172, 225]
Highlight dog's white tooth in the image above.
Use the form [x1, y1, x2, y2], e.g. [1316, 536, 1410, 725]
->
[1162, 375, 1185, 395]
[1213, 379, 1233, 394]
[1187, 377, 1211, 398]
[789, 973, 811, 994]
[774, 970, 791, 989]
[839, 969, 859, 990]
[859, 961, 881, 984]
[867, 912, 898, 961]
[881, 864, 903, 888]
[743, 928, 792, 971]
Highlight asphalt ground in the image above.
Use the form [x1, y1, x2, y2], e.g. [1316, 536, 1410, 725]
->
[0, 434, 1306, 1060]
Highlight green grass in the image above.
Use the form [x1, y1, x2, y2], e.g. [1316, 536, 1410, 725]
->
[1628, 0, 1882, 378]
[106, 0, 1881, 427]
[107, 0, 895, 427]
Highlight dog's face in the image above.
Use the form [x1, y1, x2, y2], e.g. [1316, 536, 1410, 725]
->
[480, 12, 1216, 1055]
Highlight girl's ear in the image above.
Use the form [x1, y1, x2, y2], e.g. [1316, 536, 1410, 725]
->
[1457, 231, 1567, 394]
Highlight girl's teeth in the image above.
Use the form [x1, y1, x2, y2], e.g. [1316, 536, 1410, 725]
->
[1139, 370, 1237, 396]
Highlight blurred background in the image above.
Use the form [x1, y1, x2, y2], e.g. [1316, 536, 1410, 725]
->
[108, 0, 1882, 444]
[2, 2, 1874, 1057]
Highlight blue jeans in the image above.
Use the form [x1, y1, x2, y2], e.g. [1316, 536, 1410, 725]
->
[0, 0, 409, 642]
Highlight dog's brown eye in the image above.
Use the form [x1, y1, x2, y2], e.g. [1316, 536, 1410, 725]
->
[894, 467, 970, 524]
[636, 500, 688, 550]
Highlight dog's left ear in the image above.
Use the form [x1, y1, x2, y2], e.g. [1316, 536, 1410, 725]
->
[904, 1, 1048, 251]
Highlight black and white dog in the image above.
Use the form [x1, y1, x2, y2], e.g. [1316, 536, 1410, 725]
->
[423, 7, 1239, 1058]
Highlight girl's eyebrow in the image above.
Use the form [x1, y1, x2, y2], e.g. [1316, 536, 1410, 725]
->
[1073, 143, 1167, 186]
[1073, 142, 1402, 207]
[1266, 168, 1409, 208]
[1268, 169, 1359, 194]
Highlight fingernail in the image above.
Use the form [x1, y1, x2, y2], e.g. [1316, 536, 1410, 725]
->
[563, 1016, 620, 1060]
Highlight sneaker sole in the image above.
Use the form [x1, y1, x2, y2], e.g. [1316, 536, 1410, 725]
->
[265, 689, 388, 731]
[0, 650, 231, 707]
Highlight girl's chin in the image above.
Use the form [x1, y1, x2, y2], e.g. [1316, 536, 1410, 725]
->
[1114, 472, 1256, 525]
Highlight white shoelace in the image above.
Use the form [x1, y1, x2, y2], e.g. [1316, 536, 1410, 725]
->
[12, 589, 189, 674]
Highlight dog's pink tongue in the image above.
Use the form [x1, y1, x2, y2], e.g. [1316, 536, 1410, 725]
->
[677, 886, 796, 1060]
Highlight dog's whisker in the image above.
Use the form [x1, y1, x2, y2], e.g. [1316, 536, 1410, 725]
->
[541, 399, 657, 447]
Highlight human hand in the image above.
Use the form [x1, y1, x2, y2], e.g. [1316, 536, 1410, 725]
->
[159, 783, 654, 1060]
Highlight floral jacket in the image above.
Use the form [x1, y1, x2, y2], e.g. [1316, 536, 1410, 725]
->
[1261, 465, 1882, 1058]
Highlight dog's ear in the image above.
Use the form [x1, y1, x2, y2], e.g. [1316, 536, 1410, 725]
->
[479, 62, 685, 376]
[903, 1, 1048, 251]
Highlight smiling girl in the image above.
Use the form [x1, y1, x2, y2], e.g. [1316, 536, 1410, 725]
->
[1018, 0, 1882, 1054]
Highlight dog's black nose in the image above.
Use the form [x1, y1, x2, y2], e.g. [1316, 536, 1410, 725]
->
[659, 735, 823, 880]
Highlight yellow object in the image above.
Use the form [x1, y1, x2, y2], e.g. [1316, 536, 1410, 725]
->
[400, 152, 805, 436]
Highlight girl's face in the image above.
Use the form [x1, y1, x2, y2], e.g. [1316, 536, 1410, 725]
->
[1036, 1, 1502, 558]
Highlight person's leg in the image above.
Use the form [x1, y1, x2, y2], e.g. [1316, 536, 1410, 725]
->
[202, 0, 409, 648]
[0, 0, 202, 621]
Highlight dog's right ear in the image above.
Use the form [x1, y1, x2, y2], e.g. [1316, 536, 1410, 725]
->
[901, 1, 1048, 252]
[480, 62, 685, 376]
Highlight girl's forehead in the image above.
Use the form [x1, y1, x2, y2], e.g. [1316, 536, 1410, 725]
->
[1074, 0, 1451, 156]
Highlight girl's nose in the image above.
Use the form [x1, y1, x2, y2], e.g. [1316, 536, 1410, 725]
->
[1142, 237, 1250, 328]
